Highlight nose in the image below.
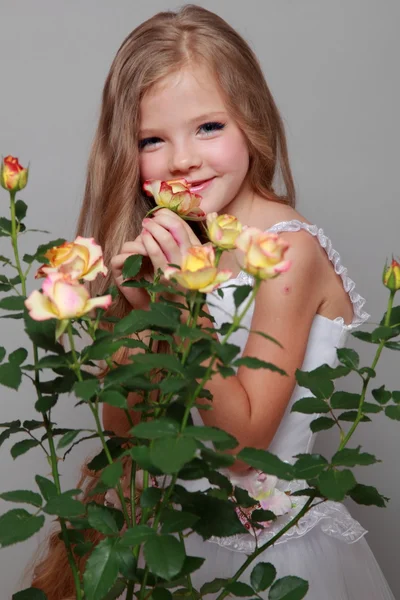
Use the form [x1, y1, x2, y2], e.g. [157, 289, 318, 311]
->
[168, 141, 202, 176]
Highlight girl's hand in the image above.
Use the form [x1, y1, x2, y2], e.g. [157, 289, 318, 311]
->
[110, 234, 151, 310]
[141, 208, 202, 277]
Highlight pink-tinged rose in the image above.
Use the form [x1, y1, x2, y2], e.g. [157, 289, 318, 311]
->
[35, 236, 107, 281]
[25, 273, 112, 321]
[0, 155, 28, 192]
[206, 212, 243, 249]
[143, 178, 206, 220]
[164, 244, 232, 293]
[383, 257, 400, 292]
[230, 470, 293, 519]
[235, 228, 291, 280]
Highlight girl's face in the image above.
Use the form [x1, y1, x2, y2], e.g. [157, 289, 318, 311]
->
[138, 65, 252, 217]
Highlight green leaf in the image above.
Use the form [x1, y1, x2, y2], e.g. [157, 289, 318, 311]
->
[144, 535, 185, 580]
[234, 486, 257, 508]
[12, 587, 47, 600]
[103, 579, 127, 600]
[9, 348, 28, 365]
[87, 503, 120, 535]
[131, 418, 179, 440]
[83, 537, 120, 600]
[0, 217, 12, 235]
[0, 362, 22, 390]
[392, 391, 400, 404]
[57, 429, 82, 449]
[385, 341, 400, 350]
[101, 461, 123, 488]
[233, 356, 286, 376]
[73, 379, 99, 401]
[317, 469, 356, 501]
[336, 348, 360, 369]
[0, 296, 26, 311]
[380, 305, 400, 327]
[268, 576, 308, 600]
[0, 489, 42, 507]
[225, 582, 255, 597]
[371, 325, 399, 342]
[361, 402, 382, 413]
[152, 589, 172, 600]
[120, 524, 156, 547]
[238, 448, 295, 480]
[114, 303, 181, 335]
[44, 493, 85, 518]
[11, 439, 40, 459]
[99, 390, 128, 409]
[186, 492, 247, 539]
[35, 475, 57, 500]
[183, 426, 237, 449]
[251, 562, 277, 592]
[35, 354, 69, 369]
[372, 385, 392, 405]
[24, 314, 64, 353]
[23, 419, 43, 431]
[294, 454, 328, 479]
[35, 394, 58, 413]
[122, 254, 143, 279]
[330, 391, 360, 410]
[0, 346, 6, 362]
[200, 579, 229, 595]
[251, 509, 276, 522]
[161, 509, 199, 533]
[201, 448, 235, 469]
[331, 447, 378, 467]
[338, 411, 371, 422]
[0, 509, 45, 547]
[233, 285, 253, 309]
[14, 199, 28, 221]
[140, 487, 163, 508]
[151, 436, 197, 474]
[385, 405, 400, 420]
[349, 484, 388, 507]
[0, 419, 21, 428]
[295, 369, 334, 399]
[291, 397, 330, 414]
[310, 416, 336, 432]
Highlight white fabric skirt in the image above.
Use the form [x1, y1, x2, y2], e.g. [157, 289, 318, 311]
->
[183, 527, 395, 599]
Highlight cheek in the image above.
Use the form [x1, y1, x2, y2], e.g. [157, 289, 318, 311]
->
[139, 152, 167, 182]
[208, 131, 249, 175]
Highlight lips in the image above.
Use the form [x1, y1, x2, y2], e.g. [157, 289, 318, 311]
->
[188, 177, 215, 192]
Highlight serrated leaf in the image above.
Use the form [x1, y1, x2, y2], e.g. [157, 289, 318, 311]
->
[35, 475, 57, 500]
[238, 448, 295, 481]
[83, 537, 120, 600]
[0, 296, 26, 311]
[119, 524, 157, 547]
[99, 390, 128, 409]
[332, 447, 377, 467]
[35, 394, 58, 413]
[140, 486, 163, 509]
[11, 439, 40, 459]
[122, 254, 143, 279]
[14, 199, 28, 221]
[385, 405, 400, 420]
[131, 418, 179, 439]
[0, 489, 42, 507]
[144, 535, 185, 580]
[12, 587, 47, 600]
[57, 429, 82, 449]
[330, 391, 360, 410]
[152, 589, 172, 600]
[268, 576, 308, 600]
[0, 362, 22, 390]
[372, 385, 392, 405]
[87, 503, 120, 535]
[251, 562, 277, 592]
[161, 509, 199, 533]
[100, 461, 123, 488]
[338, 411, 371, 422]
[233, 284, 253, 309]
[151, 436, 197, 474]
[336, 348, 359, 369]
[361, 402, 382, 413]
[295, 370, 334, 399]
[9, 348, 28, 365]
[310, 416, 335, 432]
[380, 305, 400, 327]
[392, 391, 400, 404]
[317, 469, 356, 501]
[183, 426, 237, 449]
[349, 483, 388, 507]
[0, 509, 45, 547]
[200, 578, 229, 595]
[225, 582, 255, 597]
[44, 493, 85, 517]
[234, 356, 286, 375]
[291, 397, 330, 414]
[73, 379, 99, 401]
[186, 492, 247, 539]
[294, 454, 328, 479]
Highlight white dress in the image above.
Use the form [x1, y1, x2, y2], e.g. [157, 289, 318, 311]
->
[179, 220, 395, 599]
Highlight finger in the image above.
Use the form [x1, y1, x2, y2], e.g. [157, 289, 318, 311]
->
[141, 229, 169, 273]
[142, 219, 181, 264]
[119, 237, 147, 255]
[151, 210, 201, 247]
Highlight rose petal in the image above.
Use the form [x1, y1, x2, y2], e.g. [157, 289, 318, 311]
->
[25, 290, 56, 321]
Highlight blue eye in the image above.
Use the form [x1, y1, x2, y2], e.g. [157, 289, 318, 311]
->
[198, 121, 226, 134]
[138, 136, 161, 150]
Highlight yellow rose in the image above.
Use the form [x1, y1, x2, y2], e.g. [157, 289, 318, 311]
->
[0, 155, 28, 192]
[165, 245, 232, 293]
[143, 179, 206, 220]
[206, 212, 243, 249]
[35, 236, 107, 281]
[25, 273, 112, 321]
[383, 258, 400, 292]
[235, 228, 291, 280]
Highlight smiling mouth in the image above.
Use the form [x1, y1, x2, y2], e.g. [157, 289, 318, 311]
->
[188, 177, 215, 190]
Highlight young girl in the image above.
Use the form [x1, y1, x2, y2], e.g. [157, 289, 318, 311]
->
[31, 5, 395, 599]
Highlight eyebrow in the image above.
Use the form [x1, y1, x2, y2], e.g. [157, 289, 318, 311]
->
[139, 111, 228, 137]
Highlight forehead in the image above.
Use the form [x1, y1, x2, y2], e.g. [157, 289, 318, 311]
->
[139, 65, 227, 129]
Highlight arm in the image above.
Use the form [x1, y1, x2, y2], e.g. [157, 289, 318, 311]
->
[196, 231, 324, 471]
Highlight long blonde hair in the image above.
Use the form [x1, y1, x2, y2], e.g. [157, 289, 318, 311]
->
[31, 6, 296, 598]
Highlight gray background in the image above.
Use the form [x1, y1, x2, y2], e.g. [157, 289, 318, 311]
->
[0, 1, 399, 597]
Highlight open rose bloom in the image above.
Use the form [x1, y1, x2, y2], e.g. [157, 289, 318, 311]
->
[0, 155, 28, 192]
[206, 212, 243, 249]
[236, 228, 291, 280]
[143, 179, 206, 220]
[165, 245, 232, 293]
[25, 273, 112, 321]
[35, 236, 108, 281]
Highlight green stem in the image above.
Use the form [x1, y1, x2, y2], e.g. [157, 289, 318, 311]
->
[8, 189, 83, 597]
[338, 289, 396, 450]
